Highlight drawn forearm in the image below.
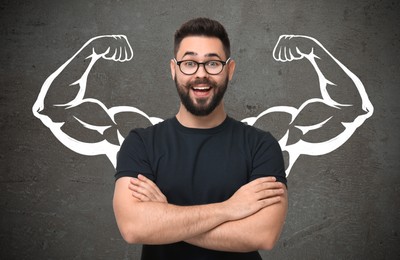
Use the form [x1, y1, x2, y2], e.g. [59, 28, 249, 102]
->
[274, 35, 373, 114]
[33, 35, 133, 114]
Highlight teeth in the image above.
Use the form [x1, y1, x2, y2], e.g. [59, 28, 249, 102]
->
[193, 87, 210, 90]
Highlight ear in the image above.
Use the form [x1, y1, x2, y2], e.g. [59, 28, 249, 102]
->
[227, 59, 236, 81]
[170, 59, 176, 80]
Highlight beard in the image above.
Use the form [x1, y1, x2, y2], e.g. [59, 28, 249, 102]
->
[174, 76, 229, 116]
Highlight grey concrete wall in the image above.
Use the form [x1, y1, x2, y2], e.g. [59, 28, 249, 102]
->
[1, 0, 399, 259]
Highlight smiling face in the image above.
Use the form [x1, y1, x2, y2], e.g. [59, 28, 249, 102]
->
[171, 36, 235, 116]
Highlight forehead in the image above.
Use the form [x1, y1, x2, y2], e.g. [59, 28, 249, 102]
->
[176, 36, 225, 59]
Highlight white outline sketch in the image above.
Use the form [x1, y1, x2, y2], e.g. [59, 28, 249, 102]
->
[32, 34, 374, 176]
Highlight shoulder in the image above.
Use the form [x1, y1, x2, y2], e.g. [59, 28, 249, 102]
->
[229, 117, 282, 161]
[229, 118, 287, 184]
[118, 118, 173, 151]
[128, 117, 175, 138]
[228, 117, 276, 142]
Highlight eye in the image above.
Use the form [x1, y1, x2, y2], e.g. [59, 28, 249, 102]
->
[182, 61, 197, 68]
[206, 61, 221, 67]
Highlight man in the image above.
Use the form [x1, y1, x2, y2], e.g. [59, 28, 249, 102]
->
[113, 17, 288, 260]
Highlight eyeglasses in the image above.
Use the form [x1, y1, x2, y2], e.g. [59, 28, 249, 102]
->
[173, 58, 231, 75]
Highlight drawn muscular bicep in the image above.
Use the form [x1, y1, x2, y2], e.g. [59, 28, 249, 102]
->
[251, 111, 293, 142]
[60, 101, 120, 145]
[113, 111, 154, 138]
[286, 101, 347, 145]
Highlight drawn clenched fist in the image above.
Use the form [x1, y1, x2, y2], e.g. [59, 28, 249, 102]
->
[273, 35, 320, 62]
[88, 35, 134, 62]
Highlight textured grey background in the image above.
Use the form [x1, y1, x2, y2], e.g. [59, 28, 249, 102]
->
[1, 0, 399, 259]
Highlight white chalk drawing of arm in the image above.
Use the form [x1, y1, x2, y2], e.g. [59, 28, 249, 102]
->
[32, 35, 163, 167]
[242, 35, 374, 175]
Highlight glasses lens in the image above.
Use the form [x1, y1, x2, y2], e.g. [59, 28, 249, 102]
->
[205, 61, 223, 75]
[180, 61, 198, 75]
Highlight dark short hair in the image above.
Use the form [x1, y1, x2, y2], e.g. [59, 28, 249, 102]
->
[174, 17, 231, 58]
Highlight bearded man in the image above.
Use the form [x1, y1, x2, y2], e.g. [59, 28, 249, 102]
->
[113, 17, 288, 260]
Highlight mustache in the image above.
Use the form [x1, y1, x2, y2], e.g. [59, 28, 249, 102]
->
[190, 78, 214, 86]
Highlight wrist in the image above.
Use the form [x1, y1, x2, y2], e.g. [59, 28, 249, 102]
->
[218, 200, 234, 222]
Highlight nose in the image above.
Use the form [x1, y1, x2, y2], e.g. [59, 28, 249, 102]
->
[195, 64, 208, 78]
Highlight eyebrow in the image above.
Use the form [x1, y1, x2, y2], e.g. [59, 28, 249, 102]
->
[181, 52, 223, 60]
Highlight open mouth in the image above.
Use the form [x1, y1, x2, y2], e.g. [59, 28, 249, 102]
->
[191, 86, 212, 97]
[192, 86, 211, 92]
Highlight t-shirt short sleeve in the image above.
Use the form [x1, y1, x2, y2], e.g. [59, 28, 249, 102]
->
[249, 130, 287, 187]
[114, 130, 154, 181]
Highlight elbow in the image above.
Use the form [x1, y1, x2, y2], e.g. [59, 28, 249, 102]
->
[259, 238, 277, 251]
[257, 232, 281, 251]
[119, 226, 136, 244]
[119, 224, 143, 245]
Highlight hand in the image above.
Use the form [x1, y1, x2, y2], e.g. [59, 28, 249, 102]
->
[223, 177, 285, 221]
[129, 174, 168, 203]
[273, 35, 320, 62]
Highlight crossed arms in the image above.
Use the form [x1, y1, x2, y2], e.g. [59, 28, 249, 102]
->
[113, 174, 287, 252]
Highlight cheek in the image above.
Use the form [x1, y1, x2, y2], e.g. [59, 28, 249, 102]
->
[177, 74, 194, 85]
[175, 76, 190, 90]
[212, 75, 228, 86]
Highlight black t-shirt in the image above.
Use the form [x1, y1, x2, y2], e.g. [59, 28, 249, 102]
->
[116, 116, 287, 260]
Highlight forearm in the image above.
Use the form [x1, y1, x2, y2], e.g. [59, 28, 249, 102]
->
[117, 176, 286, 246]
[125, 202, 229, 244]
[185, 190, 288, 252]
[113, 178, 232, 245]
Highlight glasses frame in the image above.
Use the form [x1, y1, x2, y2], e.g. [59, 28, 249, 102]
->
[173, 57, 231, 75]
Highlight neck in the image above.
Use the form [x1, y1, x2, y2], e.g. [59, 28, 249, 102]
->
[176, 102, 227, 129]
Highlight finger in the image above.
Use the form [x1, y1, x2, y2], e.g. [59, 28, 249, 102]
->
[250, 176, 277, 186]
[278, 46, 283, 61]
[252, 180, 285, 193]
[257, 181, 285, 192]
[273, 46, 282, 61]
[256, 187, 285, 200]
[126, 46, 133, 61]
[288, 48, 295, 60]
[131, 190, 150, 202]
[132, 176, 164, 202]
[137, 175, 158, 191]
[138, 174, 165, 198]
[258, 195, 282, 208]
[136, 175, 167, 203]
[258, 179, 285, 187]
[131, 183, 158, 201]
[272, 45, 279, 61]
[137, 174, 150, 181]
[129, 179, 143, 190]
[115, 46, 121, 60]
[124, 38, 134, 61]
[121, 47, 128, 61]
[283, 46, 288, 61]
[129, 179, 157, 199]
[114, 47, 120, 60]
[286, 47, 295, 61]
[118, 46, 123, 60]
[129, 177, 142, 188]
